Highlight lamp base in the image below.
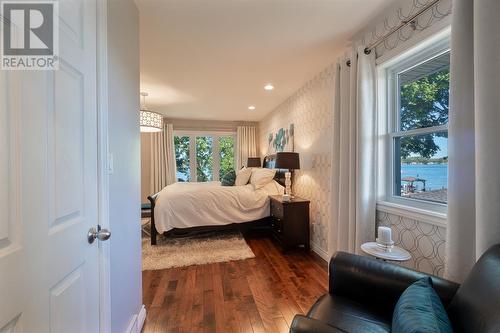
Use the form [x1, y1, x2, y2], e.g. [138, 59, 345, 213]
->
[282, 194, 291, 202]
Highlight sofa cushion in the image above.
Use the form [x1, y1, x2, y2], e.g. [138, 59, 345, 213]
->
[447, 244, 500, 333]
[307, 294, 391, 333]
[392, 277, 453, 333]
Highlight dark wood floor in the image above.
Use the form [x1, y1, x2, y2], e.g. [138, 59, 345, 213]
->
[142, 235, 328, 333]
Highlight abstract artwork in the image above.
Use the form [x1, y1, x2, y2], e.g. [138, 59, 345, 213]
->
[268, 123, 294, 153]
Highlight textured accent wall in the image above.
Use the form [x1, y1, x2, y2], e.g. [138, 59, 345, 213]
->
[259, 65, 335, 257]
[377, 210, 446, 276]
[258, 0, 451, 265]
[356, 0, 450, 275]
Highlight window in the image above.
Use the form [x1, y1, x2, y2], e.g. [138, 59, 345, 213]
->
[174, 132, 235, 182]
[219, 136, 235, 179]
[196, 136, 213, 182]
[382, 39, 450, 212]
[174, 136, 191, 182]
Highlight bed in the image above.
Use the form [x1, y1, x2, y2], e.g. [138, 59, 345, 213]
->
[147, 154, 287, 245]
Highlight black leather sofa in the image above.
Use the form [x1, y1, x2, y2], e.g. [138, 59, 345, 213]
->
[290, 244, 500, 333]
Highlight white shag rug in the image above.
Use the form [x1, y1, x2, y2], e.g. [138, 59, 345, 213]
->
[142, 230, 255, 271]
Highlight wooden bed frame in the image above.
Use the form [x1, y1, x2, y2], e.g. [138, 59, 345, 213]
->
[147, 154, 288, 245]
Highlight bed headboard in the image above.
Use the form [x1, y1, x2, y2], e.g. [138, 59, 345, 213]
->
[263, 154, 287, 187]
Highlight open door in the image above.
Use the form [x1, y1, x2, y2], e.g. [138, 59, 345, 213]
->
[0, 0, 104, 331]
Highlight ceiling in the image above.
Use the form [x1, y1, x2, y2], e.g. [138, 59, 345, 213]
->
[137, 0, 394, 121]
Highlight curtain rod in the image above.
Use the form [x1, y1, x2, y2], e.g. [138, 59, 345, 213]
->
[346, 0, 440, 66]
[364, 0, 440, 55]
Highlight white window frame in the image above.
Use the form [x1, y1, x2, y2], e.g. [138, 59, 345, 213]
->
[173, 130, 236, 182]
[377, 34, 450, 217]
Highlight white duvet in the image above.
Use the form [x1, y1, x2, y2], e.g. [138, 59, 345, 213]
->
[154, 180, 284, 233]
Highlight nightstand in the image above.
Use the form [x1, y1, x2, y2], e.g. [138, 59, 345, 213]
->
[269, 195, 310, 251]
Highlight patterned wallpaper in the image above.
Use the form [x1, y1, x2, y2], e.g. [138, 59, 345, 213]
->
[361, 0, 450, 276]
[258, 0, 451, 267]
[259, 65, 335, 258]
[377, 210, 446, 276]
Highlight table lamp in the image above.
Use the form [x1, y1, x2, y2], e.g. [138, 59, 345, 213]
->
[274, 152, 300, 202]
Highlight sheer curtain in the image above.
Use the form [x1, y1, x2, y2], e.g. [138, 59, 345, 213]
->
[445, 0, 500, 282]
[150, 123, 176, 194]
[329, 47, 377, 256]
[236, 126, 257, 169]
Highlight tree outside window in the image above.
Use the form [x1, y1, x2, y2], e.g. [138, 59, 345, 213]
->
[196, 136, 213, 182]
[219, 136, 235, 179]
[174, 136, 190, 182]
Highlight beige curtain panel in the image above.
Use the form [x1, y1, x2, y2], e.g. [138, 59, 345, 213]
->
[445, 0, 500, 283]
[150, 123, 176, 194]
[329, 46, 377, 256]
[236, 126, 258, 169]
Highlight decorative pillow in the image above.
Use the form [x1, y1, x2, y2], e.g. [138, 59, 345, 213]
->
[392, 277, 453, 333]
[221, 170, 236, 186]
[235, 167, 252, 186]
[250, 168, 276, 190]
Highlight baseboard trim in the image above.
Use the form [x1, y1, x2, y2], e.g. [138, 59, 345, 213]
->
[137, 305, 146, 332]
[311, 242, 329, 262]
[125, 305, 146, 333]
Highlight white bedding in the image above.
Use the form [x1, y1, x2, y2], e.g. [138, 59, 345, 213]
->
[154, 180, 284, 233]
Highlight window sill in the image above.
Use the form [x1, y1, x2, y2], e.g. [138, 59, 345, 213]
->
[376, 201, 447, 228]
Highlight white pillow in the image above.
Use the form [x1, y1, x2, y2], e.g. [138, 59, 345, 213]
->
[235, 167, 252, 186]
[259, 180, 285, 195]
[250, 168, 276, 190]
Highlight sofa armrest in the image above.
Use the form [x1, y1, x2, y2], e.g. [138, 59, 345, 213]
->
[329, 252, 459, 314]
[290, 315, 347, 333]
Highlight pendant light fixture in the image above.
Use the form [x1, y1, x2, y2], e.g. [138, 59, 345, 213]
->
[139, 92, 163, 132]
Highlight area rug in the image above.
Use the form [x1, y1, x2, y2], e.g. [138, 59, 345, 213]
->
[142, 229, 255, 271]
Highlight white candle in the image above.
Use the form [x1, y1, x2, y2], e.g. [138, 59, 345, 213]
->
[378, 226, 392, 244]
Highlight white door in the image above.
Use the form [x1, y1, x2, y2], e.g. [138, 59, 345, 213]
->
[0, 0, 102, 332]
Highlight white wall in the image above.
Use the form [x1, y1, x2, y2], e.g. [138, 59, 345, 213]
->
[107, 0, 142, 332]
[141, 133, 152, 203]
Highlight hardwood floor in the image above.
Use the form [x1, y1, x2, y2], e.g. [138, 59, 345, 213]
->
[142, 234, 328, 333]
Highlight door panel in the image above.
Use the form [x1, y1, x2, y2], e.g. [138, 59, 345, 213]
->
[0, 0, 100, 332]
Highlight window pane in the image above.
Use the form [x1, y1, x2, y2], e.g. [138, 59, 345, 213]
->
[174, 136, 190, 182]
[399, 52, 450, 131]
[219, 136, 235, 179]
[394, 132, 448, 204]
[196, 136, 213, 182]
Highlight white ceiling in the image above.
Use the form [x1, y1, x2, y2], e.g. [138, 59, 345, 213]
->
[138, 0, 393, 121]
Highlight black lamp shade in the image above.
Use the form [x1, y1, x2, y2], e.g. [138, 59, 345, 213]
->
[274, 152, 300, 170]
[247, 157, 262, 167]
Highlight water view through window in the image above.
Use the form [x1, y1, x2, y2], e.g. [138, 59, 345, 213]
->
[394, 51, 449, 204]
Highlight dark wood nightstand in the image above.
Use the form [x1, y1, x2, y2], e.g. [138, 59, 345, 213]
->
[269, 195, 310, 251]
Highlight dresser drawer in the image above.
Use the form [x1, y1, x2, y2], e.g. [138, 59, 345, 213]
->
[271, 217, 283, 237]
[270, 200, 284, 219]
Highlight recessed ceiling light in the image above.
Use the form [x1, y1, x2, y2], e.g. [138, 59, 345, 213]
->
[264, 84, 274, 91]
[248, 105, 256, 110]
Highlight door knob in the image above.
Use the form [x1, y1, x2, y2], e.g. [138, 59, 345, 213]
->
[87, 226, 111, 244]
